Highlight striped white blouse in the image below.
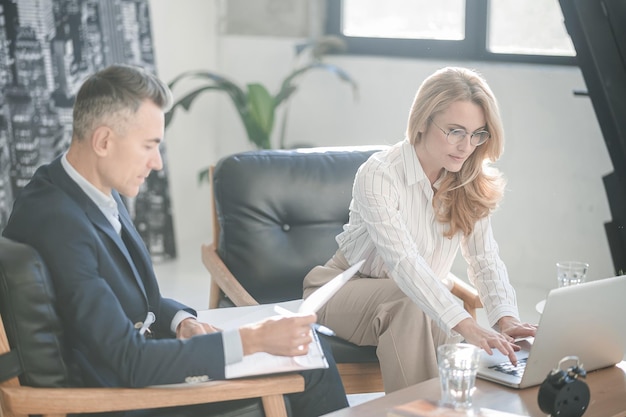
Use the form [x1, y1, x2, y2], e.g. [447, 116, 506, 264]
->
[337, 140, 519, 334]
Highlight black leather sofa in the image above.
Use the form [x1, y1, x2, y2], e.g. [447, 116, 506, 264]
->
[203, 146, 388, 394]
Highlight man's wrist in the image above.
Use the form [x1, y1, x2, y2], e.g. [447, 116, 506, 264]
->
[239, 325, 264, 356]
[171, 310, 196, 333]
[177, 317, 196, 332]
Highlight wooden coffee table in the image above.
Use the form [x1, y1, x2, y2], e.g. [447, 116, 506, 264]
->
[323, 361, 626, 416]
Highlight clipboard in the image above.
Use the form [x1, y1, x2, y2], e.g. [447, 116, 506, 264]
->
[223, 260, 365, 379]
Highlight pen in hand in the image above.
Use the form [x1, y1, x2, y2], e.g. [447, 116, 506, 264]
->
[273, 305, 336, 337]
[312, 323, 336, 337]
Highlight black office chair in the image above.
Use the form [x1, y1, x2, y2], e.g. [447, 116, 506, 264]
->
[0, 236, 303, 417]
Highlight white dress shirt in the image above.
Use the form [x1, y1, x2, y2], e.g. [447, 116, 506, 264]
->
[337, 140, 519, 333]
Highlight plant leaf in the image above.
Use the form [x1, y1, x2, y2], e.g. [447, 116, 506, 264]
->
[293, 35, 347, 59]
[197, 168, 210, 185]
[275, 62, 359, 106]
[177, 86, 223, 111]
[244, 119, 271, 149]
[165, 71, 248, 128]
[247, 83, 275, 143]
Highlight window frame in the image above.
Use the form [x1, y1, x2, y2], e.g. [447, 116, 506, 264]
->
[325, 0, 577, 66]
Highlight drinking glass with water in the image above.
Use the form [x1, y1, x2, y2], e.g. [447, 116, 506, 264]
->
[437, 343, 481, 411]
[556, 261, 588, 288]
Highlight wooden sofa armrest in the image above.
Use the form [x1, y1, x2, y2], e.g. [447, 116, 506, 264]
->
[0, 374, 303, 417]
[447, 273, 483, 319]
[201, 243, 259, 308]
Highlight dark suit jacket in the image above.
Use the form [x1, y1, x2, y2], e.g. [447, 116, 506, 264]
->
[3, 156, 227, 387]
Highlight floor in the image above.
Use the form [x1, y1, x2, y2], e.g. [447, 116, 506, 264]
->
[153, 237, 546, 407]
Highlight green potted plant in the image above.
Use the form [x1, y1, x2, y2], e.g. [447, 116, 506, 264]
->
[164, 36, 358, 182]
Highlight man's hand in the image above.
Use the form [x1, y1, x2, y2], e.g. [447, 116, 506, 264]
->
[176, 318, 220, 339]
[239, 313, 317, 357]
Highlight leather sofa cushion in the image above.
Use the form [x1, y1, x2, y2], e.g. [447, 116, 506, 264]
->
[0, 236, 78, 387]
[213, 146, 385, 304]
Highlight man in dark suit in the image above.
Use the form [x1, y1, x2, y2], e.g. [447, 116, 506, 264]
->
[3, 64, 349, 417]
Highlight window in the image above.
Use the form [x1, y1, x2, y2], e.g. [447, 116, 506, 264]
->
[326, 0, 576, 65]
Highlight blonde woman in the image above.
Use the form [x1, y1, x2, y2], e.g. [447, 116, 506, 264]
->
[303, 67, 536, 393]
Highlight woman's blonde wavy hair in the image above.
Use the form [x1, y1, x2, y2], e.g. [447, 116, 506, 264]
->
[407, 67, 505, 238]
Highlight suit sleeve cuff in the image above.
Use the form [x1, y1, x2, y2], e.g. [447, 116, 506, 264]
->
[171, 310, 196, 333]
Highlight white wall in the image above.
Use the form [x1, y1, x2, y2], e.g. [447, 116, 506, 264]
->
[149, 0, 219, 250]
[149, 1, 615, 295]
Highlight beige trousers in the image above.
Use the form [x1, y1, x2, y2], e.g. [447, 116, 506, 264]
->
[303, 250, 461, 393]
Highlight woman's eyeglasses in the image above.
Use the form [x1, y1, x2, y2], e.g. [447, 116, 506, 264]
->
[429, 117, 490, 146]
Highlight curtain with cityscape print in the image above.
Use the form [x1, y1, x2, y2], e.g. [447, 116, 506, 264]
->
[0, 0, 176, 261]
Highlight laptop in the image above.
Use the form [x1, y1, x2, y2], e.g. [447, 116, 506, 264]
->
[477, 274, 626, 389]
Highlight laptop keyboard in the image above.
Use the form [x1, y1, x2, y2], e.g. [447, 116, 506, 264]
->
[488, 357, 528, 377]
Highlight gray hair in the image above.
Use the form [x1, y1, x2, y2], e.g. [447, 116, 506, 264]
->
[72, 64, 172, 140]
